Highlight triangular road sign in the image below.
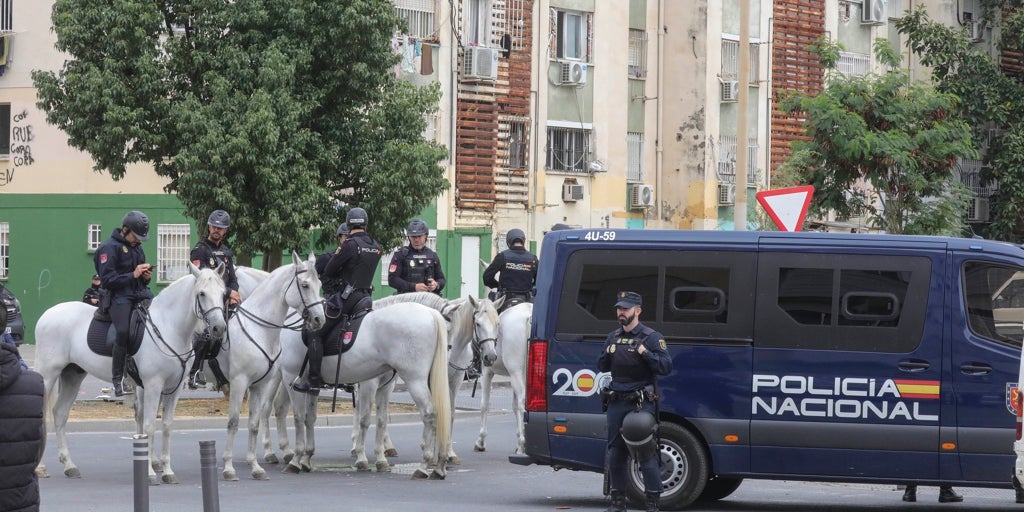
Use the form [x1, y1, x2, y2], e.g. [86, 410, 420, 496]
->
[755, 186, 814, 232]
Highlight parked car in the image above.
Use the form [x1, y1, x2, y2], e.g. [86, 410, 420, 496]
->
[0, 283, 24, 345]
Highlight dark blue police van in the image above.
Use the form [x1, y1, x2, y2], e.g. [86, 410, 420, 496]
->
[510, 229, 1024, 509]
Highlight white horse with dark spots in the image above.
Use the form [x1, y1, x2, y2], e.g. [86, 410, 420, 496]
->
[34, 263, 228, 484]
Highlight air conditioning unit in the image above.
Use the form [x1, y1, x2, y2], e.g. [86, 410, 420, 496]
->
[968, 20, 984, 42]
[721, 80, 739, 102]
[463, 46, 499, 81]
[629, 184, 655, 209]
[562, 183, 584, 202]
[861, 0, 886, 25]
[718, 184, 736, 205]
[560, 61, 588, 85]
[968, 197, 990, 222]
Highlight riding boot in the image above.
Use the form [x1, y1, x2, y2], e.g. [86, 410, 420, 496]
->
[604, 490, 626, 512]
[644, 491, 660, 512]
[902, 485, 917, 502]
[207, 358, 230, 394]
[938, 486, 963, 503]
[188, 333, 208, 389]
[111, 344, 133, 397]
[293, 335, 323, 394]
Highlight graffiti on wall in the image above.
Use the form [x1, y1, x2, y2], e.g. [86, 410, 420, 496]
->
[1, 109, 35, 186]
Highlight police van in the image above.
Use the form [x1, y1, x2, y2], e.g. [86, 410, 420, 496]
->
[510, 229, 1024, 509]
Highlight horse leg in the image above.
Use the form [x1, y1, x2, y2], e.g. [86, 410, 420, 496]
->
[273, 382, 295, 464]
[53, 368, 87, 478]
[372, 379, 395, 472]
[445, 369, 461, 464]
[404, 378, 438, 480]
[284, 388, 315, 473]
[351, 381, 374, 471]
[138, 385, 163, 485]
[246, 384, 270, 480]
[221, 379, 246, 481]
[509, 369, 527, 454]
[474, 366, 494, 452]
[158, 393, 182, 484]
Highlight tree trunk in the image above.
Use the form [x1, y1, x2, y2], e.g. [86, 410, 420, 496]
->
[264, 248, 283, 271]
[236, 253, 253, 267]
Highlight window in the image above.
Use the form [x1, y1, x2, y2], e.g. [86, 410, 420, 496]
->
[88, 224, 103, 251]
[546, 126, 591, 173]
[627, 132, 644, 182]
[465, 0, 492, 46]
[837, 51, 871, 77]
[380, 231, 437, 285]
[0, 103, 9, 158]
[0, 0, 10, 33]
[156, 224, 191, 283]
[551, 8, 591, 62]
[504, 119, 528, 170]
[0, 222, 7, 279]
[394, 0, 436, 39]
[967, 262, 1024, 347]
[720, 39, 759, 83]
[628, 29, 647, 78]
[718, 135, 760, 186]
[504, 0, 528, 50]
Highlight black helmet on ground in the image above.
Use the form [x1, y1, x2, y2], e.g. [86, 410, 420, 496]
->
[407, 219, 429, 237]
[346, 207, 368, 229]
[506, 228, 526, 247]
[122, 210, 150, 241]
[207, 209, 231, 229]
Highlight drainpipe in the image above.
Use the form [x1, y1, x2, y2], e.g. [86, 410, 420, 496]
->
[656, 0, 665, 227]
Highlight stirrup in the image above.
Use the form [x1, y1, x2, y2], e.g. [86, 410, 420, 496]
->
[291, 376, 320, 395]
[188, 370, 207, 390]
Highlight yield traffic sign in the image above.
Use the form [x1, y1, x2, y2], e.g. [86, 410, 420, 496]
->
[755, 185, 814, 232]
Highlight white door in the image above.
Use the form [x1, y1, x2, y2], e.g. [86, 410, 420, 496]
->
[460, 235, 481, 299]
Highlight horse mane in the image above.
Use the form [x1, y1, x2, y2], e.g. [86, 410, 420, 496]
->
[154, 266, 219, 305]
[374, 292, 449, 311]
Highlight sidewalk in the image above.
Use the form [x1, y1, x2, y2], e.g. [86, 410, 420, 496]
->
[17, 343, 512, 432]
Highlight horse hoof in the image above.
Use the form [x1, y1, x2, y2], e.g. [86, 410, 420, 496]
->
[252, 469, 269, 480]
[36, 468, 50, 479]
[301, 463, 313, 473]
[384, 448, 398, 457]
[223, 470, 239, 481]
[448, 455, 462, 465]
[264, 453, 279, 464]
[429, 469, 446, 480]
[375, 461, 391, 473]
[355, 460, 370, 471]
[282, 464, 301, 474]
[283, 452, 294, 464]
[162, 473, 179, 484]
[64, 467, 81, 479]
[148, 475, 160, 486]
[411, 468, 430, 479]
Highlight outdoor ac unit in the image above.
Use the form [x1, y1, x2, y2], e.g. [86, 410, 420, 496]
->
[721, 80, 739, 102]
[968, 20, 984, 42]
[861, 0, 886, 25]
[562, 183, 584, 202]
[560, 61, 588, 85]
[629, 184, 655, 209]
[968, 197, 990, 222]
[718, 184, 736, 205]
[463, 46, 499, 81]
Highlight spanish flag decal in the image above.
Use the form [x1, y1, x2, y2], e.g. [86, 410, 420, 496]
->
[894, 380, 940, 399]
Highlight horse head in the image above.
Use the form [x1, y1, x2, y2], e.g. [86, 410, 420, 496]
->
[288, 250, 325, 332]
[188, 260, 229, 340]
[467, 295, 500, 367]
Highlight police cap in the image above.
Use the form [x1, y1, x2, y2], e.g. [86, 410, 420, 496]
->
[614, 291, 643, 309]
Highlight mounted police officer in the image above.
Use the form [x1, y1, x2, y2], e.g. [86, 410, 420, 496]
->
[316, 222, 349, 296]
[598, 291, 673, 512]
[293, 207, 382, 394]
[483, 228, 538, 311]
[388, 219, 445, 295]
[187, 209, 241, 390]
[94, 210, 154, 397]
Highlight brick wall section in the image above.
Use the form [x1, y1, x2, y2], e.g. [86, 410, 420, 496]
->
[770, 0, 825, 176]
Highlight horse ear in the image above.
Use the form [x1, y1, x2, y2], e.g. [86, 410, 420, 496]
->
[188, 260, 201, 277]
[441, 302, 460, 319]
[493, 295, 506, 310]
[307, 252, 316, 264]
[468, 295, 478, 308]
[216, 262, 226, 278]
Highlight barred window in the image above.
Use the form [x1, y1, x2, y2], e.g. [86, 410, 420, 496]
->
[627, 132, 644, 182]
[157, 224, 191, 283]
[88, 224, 103, 251]
[393, 0, 436, 39]
[546, 126, 591, 174]
[0, 222, 7, 279]
[504, 0, 528, 50]
[718, 135, 760, 186]
[837, 51, 870, 77]
[466, 0, 492, 46]
[628, 29, 647, 79]
[506, 120, 528, 170]
[0, 0, 10, 33]
[721, 39, 760, 84]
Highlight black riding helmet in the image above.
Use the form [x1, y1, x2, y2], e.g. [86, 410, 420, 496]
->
[506, 228, 526, 247]
[336, 222, 350, 236]
[122, 210, 150, 241]
[407, 219, 429, 237]
[208, 209, 231, 229]
[346, 207, 368, 229]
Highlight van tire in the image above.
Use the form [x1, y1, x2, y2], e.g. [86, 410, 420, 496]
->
[698, 476, 743, 501]
[626, 422, 708, 510]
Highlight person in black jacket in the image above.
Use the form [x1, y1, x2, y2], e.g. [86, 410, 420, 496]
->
[187, 209, 240, 390]
[82, 274, 101, 306]
[0, 309, 45, 512]
[483, 228, 538, 312]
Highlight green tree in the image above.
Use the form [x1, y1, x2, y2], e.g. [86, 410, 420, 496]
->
[778, 39, 975, 235]
[897, 4, 1024, 241]
[33, 0, 448, 267]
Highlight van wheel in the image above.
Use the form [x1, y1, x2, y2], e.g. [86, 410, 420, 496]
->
[626, 422, 708, 510]
[698, 476, 743, 501]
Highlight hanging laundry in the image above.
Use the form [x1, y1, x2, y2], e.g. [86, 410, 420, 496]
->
[415, 40, 422, 57]
[401, 35, 416, 74]
[420, 43, 434, 75]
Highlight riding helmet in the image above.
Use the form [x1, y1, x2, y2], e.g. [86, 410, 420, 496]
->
[122, 210, 150, 241]
[506, 228, 526, 247]
[346, 207, 368, 229]
[207, 209, 231, 229]
[336, 222, 350, 236]
[407, 219, 429, 237]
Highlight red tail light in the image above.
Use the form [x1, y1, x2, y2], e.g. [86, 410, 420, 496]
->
[525, 339, 548, 411]
[1017, 391, 1023, 441]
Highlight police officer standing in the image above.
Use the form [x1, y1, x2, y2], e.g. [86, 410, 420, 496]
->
[598, 291, 673, 512]
[187, 209, 241, 390]
[293, 207, 382, 394]
[388, 219, 445, 295]
[483, 228, 538, 309]
[94, 210, 154, 397]
[82, 274, 101, 306]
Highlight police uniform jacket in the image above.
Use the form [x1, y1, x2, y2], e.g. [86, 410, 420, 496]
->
[82, 284, 101, 304]
[597, 322, 673, 393]
[94, 229, 153, 303]
[388, 245, 446, 294]
[482, 247, 538, 293]
[0, 343, 44, 512]
[190, 238, 239, 293]
[315, 247, 345, 296]
[324, 231, 382, 293]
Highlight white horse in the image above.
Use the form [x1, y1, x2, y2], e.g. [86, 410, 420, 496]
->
[34, 263, 228, 483]
[474, 302, 531, 454]
[279, 301, 453, 479]
[350, 293, 500, 468]
[218, 253, 325, 481]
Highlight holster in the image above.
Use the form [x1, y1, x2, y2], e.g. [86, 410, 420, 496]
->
[340, 284, 355, 301]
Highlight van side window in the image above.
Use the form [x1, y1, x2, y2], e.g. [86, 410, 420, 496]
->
[965, 263, 1024, 347]
[756, 253, 929, 352]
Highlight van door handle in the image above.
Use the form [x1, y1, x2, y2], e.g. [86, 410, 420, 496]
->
[960, 363, 993, 375]
[898, 360, 930, 371]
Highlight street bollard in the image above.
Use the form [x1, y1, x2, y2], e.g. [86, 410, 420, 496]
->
[199, 440, 221, 512]
[132, 434, 149, 512]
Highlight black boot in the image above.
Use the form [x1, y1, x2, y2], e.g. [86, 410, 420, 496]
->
[111, 344, 133, 397]
[604, 490, 626, 512]
[207, 358, 229, 394]
[902, 485, 916, 502]
[293, 335, 323, 394]
[188, 333, 209, 389]
[938, 486, 963, 503]
[645, 491, 660, 512]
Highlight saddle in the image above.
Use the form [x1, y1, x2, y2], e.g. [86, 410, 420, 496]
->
[317, 296, 373, 357]
[498, 292, 532, 314]
[86, 304, 148, 358]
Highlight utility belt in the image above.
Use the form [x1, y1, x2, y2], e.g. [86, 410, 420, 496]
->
[600, 384, 657, 411]
[339, 285, 373, 301]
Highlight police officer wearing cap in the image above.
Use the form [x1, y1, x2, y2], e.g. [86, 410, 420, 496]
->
[187, 209, 241, 390]
[94, 210, 154, 397]
[293, 207, 382, 394]
[83, 274, 102, 306]
[388, 219, 445, 295]
[598, 291, 673, 512]
[483, 228, 538, 311]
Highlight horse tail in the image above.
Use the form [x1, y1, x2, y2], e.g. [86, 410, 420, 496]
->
[428, 308, 452, 461]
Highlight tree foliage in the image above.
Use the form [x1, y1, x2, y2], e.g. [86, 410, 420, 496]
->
[896, 4, 1024, 241]
[778, 39, 975, 235]
[33, 0, 448, 263]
